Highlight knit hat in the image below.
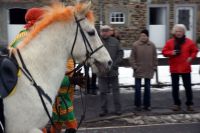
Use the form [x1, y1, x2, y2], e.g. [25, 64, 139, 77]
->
[141, 29, 149, 37]
[24, 7, 44, 29]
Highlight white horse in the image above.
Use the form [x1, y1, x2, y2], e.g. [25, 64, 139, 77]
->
[4, 2, 111, 133]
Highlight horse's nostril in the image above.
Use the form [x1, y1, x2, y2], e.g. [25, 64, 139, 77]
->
[108, 60, 112, 66]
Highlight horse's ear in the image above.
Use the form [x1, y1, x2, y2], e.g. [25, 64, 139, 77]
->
[76, 1, 91, 16]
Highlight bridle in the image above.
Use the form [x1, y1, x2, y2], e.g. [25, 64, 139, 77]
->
[67, 15, 104, 74]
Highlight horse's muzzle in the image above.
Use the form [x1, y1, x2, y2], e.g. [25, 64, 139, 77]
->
[93, 59, 112, 73]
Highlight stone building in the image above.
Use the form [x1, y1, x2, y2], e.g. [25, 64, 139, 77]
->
[0, 0, 200, 49]
[95, 0, 200, 48]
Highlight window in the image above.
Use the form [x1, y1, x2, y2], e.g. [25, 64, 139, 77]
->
[110, 12, 125, 24]
[178, 9, 190, 30]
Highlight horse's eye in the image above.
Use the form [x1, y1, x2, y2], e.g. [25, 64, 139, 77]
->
[87, 30, 95, 36]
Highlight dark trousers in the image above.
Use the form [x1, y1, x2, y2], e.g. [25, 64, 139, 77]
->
[85, 66, 97, 93]
[0, 99, 5, 131]
[134, 78, 151, 107]
[171, 73, 193, 106]
[99, 76, 121, 112]
[91, 73, 97, 89]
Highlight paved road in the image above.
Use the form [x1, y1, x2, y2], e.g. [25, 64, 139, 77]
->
[77, 123, 200, 133]
[74, 88, 200, 120]
[73, 88, 200, 132]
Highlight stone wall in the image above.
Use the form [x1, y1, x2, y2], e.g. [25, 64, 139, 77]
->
[99, 0, 200, 48]
[99, 1, 148, 48]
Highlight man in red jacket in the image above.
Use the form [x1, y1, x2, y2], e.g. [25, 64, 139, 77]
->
[162, 24, 198, 111]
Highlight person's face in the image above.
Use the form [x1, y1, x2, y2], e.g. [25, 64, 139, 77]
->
[174, 27, 185, 38]
[139, 33, 148, 42]
[100, 29, 111, 38]
[109, 29, 114, 36]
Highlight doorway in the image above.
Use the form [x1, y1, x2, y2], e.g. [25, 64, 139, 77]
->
[148, 6, 168, 48]
[7, 8, 27, 44]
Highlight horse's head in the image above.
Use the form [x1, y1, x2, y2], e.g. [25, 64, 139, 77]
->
[69, 2, 112, 73]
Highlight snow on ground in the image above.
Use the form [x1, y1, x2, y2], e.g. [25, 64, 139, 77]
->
[122, 50, 200, 85]
[120, 50, 200, 93]
[119, 65, 200, 93]
[118, 65, 200, 85]
[80, 50, 200, 93]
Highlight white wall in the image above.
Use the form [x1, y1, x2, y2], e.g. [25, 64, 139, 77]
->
[149, 25, 166, 48]
[7, 24, 24, 44]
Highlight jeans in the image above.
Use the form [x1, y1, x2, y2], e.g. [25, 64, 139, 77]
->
[171, 73, 193, 106]
[134, 78, 151, 107]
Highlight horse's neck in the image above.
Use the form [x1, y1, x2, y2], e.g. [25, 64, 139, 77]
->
[17, 22, 73, 97]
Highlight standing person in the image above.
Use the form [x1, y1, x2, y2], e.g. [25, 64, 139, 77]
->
[162, 24, 198, 111]
[98, 25, 123, 117]
[129, 29, 157, 111]
[46, 58, 78, 133]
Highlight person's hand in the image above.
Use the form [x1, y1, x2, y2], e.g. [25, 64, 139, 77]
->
[187, 57, 192, 63]
[69, 69, 86, 88]
[172, 50, 181, 56]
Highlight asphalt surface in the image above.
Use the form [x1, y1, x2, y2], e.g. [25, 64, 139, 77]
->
[74, 87, 200, 121]
[77, 123, 200, 133]
[73, 87, 200, 132]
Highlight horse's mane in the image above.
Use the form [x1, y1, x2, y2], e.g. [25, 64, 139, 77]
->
[18, 2, 95, 49]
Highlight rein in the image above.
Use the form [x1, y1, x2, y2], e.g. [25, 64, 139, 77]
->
[15, 49, 55, 127]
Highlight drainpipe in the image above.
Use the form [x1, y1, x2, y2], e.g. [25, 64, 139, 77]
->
[99, 0, 103, 27]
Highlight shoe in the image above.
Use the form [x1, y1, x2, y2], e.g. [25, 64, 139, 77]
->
[135, 106, 142, 111]
[143, 106, 151, 111]
[99, 110, 108, 117]
[172, 105, 181, 111]
[187, 106, 194, 112]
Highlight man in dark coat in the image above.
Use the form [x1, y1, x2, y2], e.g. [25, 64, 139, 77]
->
[98, 25, 124, 117]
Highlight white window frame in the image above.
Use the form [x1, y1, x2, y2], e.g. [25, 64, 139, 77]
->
[110, 12, 125, 24]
